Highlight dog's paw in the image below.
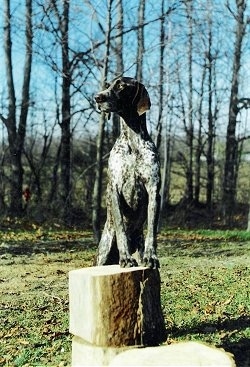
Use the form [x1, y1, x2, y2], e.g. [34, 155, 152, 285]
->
[143, 254, 160, 269]
[120, 255, 138, 268]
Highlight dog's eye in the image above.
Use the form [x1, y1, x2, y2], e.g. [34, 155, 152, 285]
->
[115, 80, 124, 91]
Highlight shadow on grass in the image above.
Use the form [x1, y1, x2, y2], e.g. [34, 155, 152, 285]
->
[158, 239, 250, 259]
[169, 316, 250, 367]
[221, 337, 250, 367]
[0, 239, 96, 257]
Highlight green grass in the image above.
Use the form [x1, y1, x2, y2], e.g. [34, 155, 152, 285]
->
[158, 232, 250, 367]
[196, 228, 250, 241]
[0, 228, 249, 366]
[161, 227, 250, 241]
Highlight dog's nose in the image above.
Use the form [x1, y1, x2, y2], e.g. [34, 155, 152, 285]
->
[95, 93, 106, 103]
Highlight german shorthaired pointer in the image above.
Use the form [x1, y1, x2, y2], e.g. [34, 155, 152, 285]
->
[95, 77, 160, 269]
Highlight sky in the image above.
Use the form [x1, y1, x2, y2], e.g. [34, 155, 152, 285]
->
[0, 0, 250, 142]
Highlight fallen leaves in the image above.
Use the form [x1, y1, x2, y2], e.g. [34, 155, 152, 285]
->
[0, 228, 92, 243]
[0, 295, 71, 366]
[0, 229, 249, 366]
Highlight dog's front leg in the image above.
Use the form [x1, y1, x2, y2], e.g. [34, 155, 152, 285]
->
[143, 184, 160, 269]
[111, 186, 138, 267]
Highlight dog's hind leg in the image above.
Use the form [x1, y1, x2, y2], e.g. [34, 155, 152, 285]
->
[96, 182, 120, 265]
[96, 220, 119, 265]
[96, 183, 119, 265]
[110, 187, 138, 267]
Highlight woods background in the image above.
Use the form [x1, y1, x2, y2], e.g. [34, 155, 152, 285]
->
[0, 0, 250, 233]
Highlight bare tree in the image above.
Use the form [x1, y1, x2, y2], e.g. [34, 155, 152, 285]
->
[206, 9, 216, 208]
[0, 0, 33, 216]
[24, 115, 55, 204]
[155, 0, 166, 150]
[157, 3, 174, 228]
[60, 0, 72, 220]
[184, 0, 194, 202]
[223, 0, 248, 225]
[136, 0, 145, 82]
[38, 0, 94, 221]
[92, 0, 113, 242]
[194, 64, 206, 204]
[112, 0, 124, 143]
[194, 2, 218, 207]
[0, 140, 7, 213]
[46, 0, 72, 221]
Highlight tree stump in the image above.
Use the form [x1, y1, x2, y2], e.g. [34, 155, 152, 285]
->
[69, 265, 166, 365]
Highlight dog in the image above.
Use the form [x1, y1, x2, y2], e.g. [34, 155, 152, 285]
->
[95, 77, 161, 268]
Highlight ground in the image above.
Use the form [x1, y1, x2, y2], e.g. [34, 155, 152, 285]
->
[0, 226, 249, 366]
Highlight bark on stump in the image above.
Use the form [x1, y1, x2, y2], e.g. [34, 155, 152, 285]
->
[69, 265, 166, 365]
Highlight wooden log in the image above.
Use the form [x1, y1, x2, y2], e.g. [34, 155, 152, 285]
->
[69, 265, 166, 348]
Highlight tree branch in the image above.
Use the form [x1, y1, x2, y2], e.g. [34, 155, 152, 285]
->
[237, 97, 250, 110]
[0, 113, 9, 129]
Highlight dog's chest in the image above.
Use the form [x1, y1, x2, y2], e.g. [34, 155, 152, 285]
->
[108, 140, 146, 204]
[109, 142, 138, 181]
[109, 135, 159, 178]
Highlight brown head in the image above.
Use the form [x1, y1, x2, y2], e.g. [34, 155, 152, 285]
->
[95, 77, 151, 118]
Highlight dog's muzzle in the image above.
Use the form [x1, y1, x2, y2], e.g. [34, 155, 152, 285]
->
[95, 93, 107, 104]
[95, 92, 117, 113]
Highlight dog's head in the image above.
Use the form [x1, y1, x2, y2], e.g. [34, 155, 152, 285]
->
[95, 77, 151, 116]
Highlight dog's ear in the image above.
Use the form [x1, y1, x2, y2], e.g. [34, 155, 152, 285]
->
[136, 84, 151, 116]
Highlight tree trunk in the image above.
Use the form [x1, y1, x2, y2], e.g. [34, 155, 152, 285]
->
[60, 0, 72, 222]
[157, 9, 173, 229]
[48, 143, 61, 205]
[159, 123, 173, 229]
[247, 205, 250, 231]
[1, 0, 33, 216]
[92, 0, 113, 242]
[48, 80, 61, 206]
[136, 0, 145, 82]
[112, 0, 124, 144]
[2, 0, 19, 215]
[194, 64, 206, 204]
[155, 0, 165, 150]
[185, 0, 194, 202]
[223, 0, 247, 225]
[0, 150, 6, 213]
[206, 18, 215, 209]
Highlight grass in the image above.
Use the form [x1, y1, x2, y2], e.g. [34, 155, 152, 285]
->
[0, 227, 249, 366]
[158, 233, 250, 367]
